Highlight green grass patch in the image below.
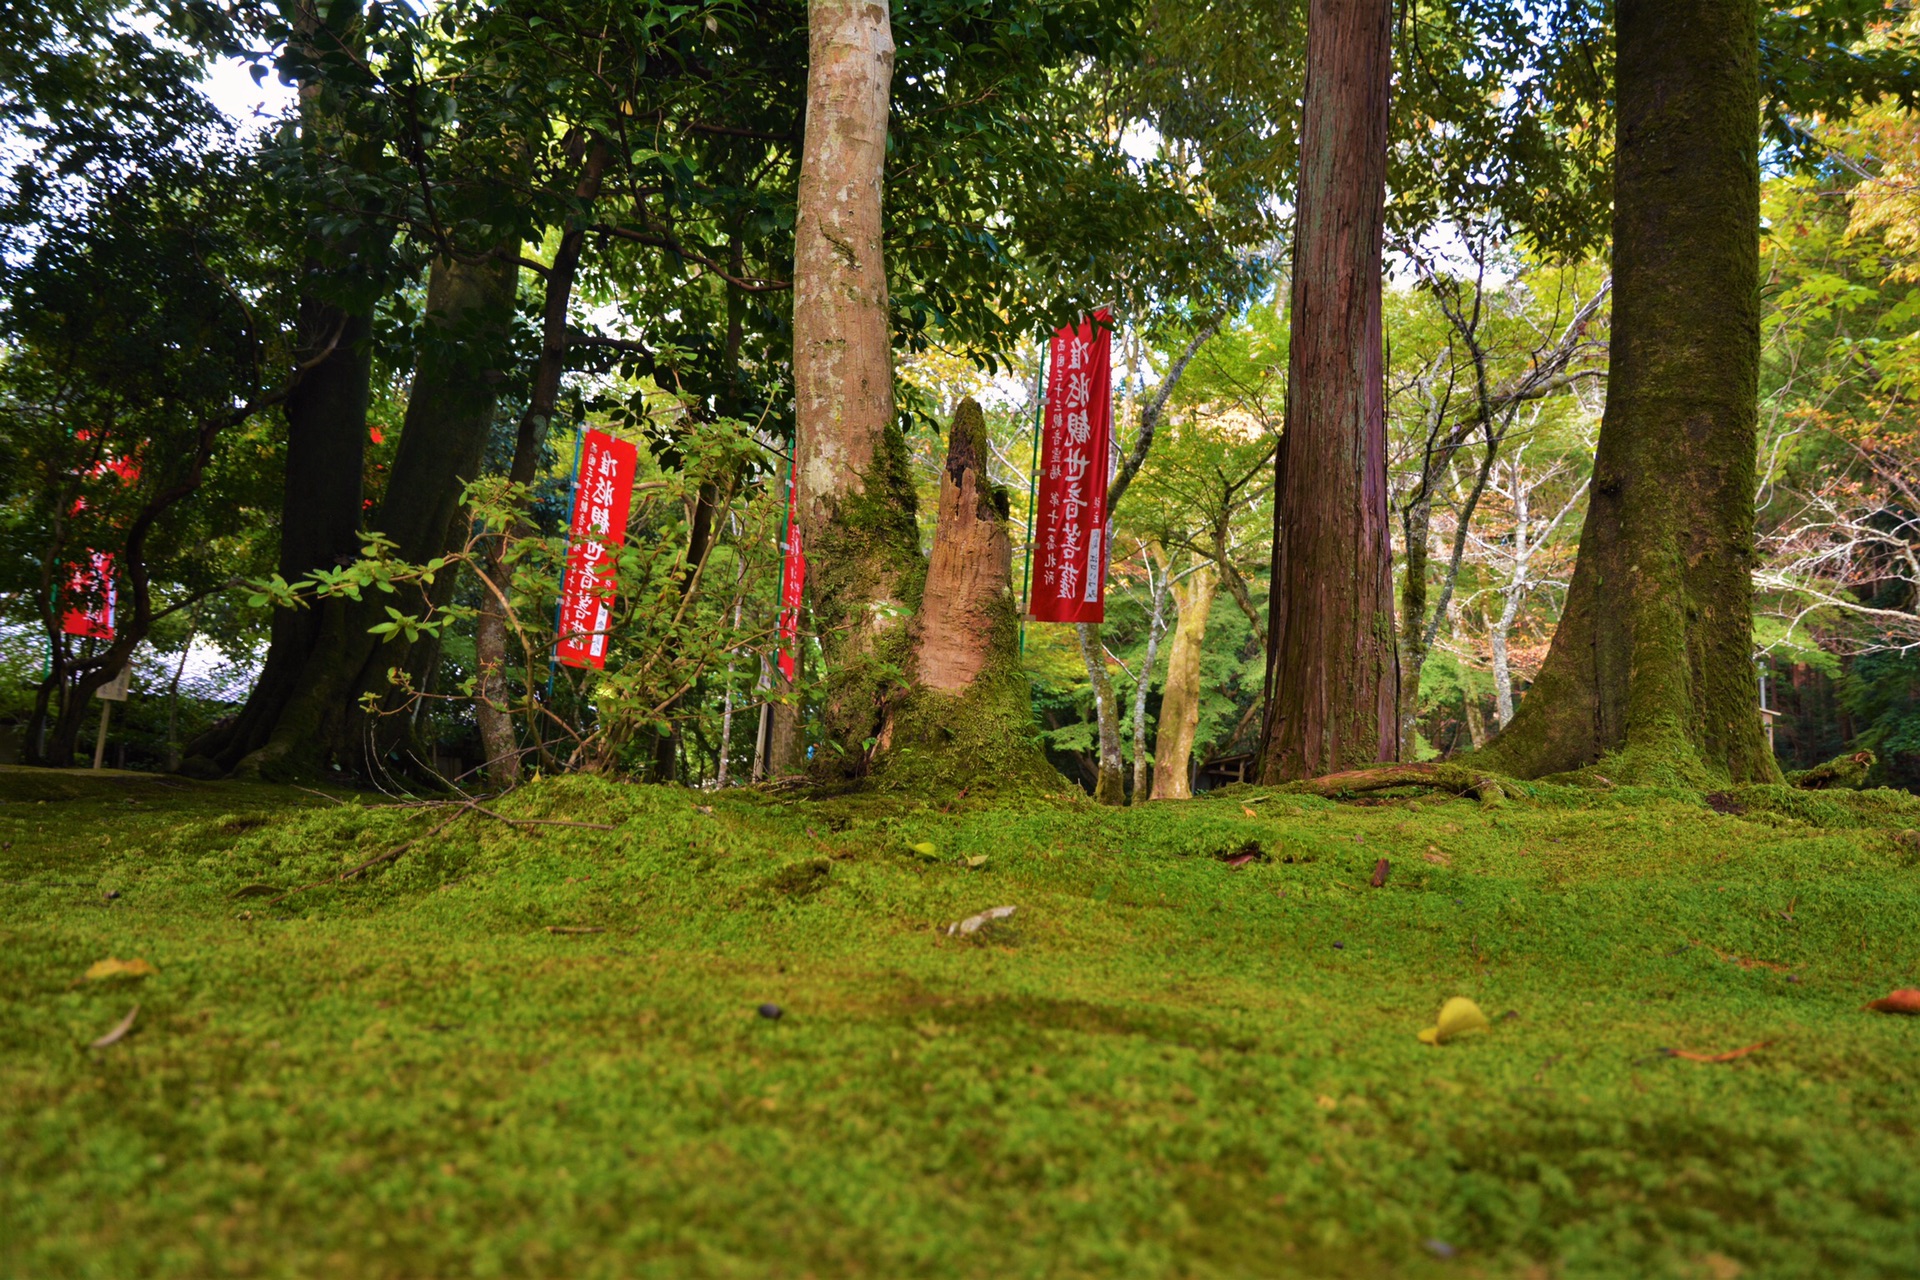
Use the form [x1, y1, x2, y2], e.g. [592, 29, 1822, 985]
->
[3, 768, 1918, 1278]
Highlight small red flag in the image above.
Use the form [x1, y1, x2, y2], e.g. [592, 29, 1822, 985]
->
[555, 429, 638, 669]
[777, 471, 806, 682]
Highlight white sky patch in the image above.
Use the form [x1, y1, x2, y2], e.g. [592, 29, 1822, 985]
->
[203, 56, 297, 134]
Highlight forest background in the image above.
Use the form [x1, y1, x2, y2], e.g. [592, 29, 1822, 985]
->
[1, 0, 1916, 795]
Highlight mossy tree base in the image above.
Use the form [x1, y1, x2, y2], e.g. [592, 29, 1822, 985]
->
[1477, 0, 1778, 789]
[873, 399, 1053, 796]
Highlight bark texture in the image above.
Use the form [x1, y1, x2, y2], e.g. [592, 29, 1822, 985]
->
[1150, 563, 1218, 800]
[1258, 0, 1398, 782]
[878, 399, 1052, 793]
[790, 0, 921, 775]
[202, 254, 518, 778]
[191, 2, 378, 774]
[1479, 0, 1778, 784]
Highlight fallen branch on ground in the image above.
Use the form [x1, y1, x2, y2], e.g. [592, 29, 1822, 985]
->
[1277, 763, 1509, 804]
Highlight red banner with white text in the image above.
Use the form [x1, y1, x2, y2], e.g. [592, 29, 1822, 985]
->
[555, 429, 638, 669]
[61, 552, 117, 639]
[61, 445, 140, 640]
[776, 469, 806, 682]
[1025, 310, 1113, 623]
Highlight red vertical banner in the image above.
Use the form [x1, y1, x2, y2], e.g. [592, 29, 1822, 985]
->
[1025, 309, 1114, 623]
[61, 552, 116, 639]
[61, 446, 139, 640]
[776, 466, 806, 682]
[555, 429, 639, 669]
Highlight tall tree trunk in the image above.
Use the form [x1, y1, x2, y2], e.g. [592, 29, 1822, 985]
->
[475, 142, 608, 789]
[1150, 562, 1218, 800]
[1076, 623, 1127, 804]
[231, 254, 519, 779]
[185, 3, 380, 774]
[790, 0, 919, 776]
[1480, 0, 1777, 784]
[1257, 0, 1397, 783]
[878, 399, 1051, 792]
[1129, 560, 1171, 804]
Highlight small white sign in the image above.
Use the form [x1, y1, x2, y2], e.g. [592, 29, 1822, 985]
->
[96, 666, 132, 702]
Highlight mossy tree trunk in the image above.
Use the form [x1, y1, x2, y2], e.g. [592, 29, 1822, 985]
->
[1149, 562, 1218, 800]
[206, 254, 519, 778]
[877, 399, 1053, 793]
[1257, 0, 1398, 783]
[789, 0, 922, 778]
[1479, 0, 1778, 785]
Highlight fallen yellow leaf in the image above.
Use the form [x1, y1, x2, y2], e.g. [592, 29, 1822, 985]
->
[1242, 806, 1258, 818]
[1315, 1094, 1339, 1111]
[85, 957, 156, 982]
[911, 841, 938, 856]
[1417, 996, 1490, 1045]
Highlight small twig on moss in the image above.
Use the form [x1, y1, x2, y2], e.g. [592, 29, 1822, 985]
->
[465, 804, 615, 831]
[264, 807, 472, 908]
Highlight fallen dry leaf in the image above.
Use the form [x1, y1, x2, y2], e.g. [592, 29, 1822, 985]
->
[90, 1004, 139, 1048]
[1864, 988, 1920, 1015]
[1418, 997, 1490, 1045]
[946, 905, 1016, 936]
[1370, 858, 1391, 888]
[1315, 1094, 1338, 1111]
[1423, 846, 1451, 866]
[1663, 1041, 1770, 1063]
[1241, 806, 1257, 818]
[85, 957, 156, 982]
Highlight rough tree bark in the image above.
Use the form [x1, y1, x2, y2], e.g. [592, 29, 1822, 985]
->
[1478, 0, 1778, 784]
[1149, 561, 1218, 800]
[1258, 0, 1398, 782]
[878, 399, 1052, 792]
[788, 0, 921, 778]
[200, 254, 519, 778]
[188, 0, 380, 773]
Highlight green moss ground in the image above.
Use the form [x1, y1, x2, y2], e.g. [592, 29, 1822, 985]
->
[3, 768, 1918, 1278]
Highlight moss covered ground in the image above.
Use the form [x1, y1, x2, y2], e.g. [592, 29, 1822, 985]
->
[3, 767, 1918, 1279]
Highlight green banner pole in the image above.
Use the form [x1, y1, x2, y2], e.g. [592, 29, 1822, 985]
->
[1018, 351, 1046, 654]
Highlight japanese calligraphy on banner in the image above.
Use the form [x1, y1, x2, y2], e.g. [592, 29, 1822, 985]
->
[61, 552, 116, 639]
[61, 444, 139, 640]
[1025, 309, 1114, 623]
[776, 469, 806, 682]
[555, 429, 639, 669]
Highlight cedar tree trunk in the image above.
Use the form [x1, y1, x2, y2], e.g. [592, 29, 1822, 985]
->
[1150, 563, 1219, 800]
[1258, 0, 1398, 782]
[1479, 0, 1777, 784]
[789, 0, 920, 777]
